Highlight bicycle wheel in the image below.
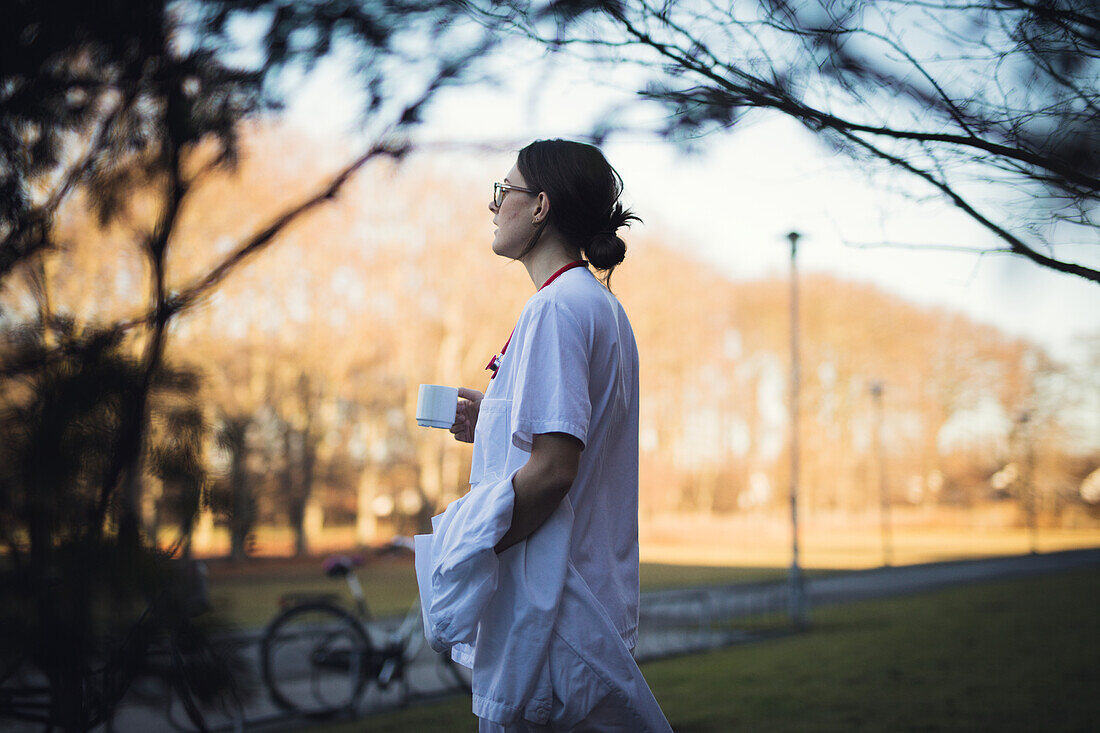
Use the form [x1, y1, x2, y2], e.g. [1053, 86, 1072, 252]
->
[261, 603, 372, 719]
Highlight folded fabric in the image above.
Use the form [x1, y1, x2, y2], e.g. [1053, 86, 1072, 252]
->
[415, 468, 521, 652]
[415, 471, 671, 730]
[467, 495, 573, 724]
[415, 466, 571, 724]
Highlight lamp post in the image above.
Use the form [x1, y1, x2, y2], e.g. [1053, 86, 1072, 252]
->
[870, 380, 893, 567]
[1016, 411, 1039, 554]
[786, 231, 806, 626]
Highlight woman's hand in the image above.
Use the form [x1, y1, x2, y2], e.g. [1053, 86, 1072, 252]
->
[450, 387, 484, 443]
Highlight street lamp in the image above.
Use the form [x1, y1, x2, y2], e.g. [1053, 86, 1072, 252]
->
[1016, 411, 1039, 554]
[870, 380, 893, 567]
[786, 231, 807, 626]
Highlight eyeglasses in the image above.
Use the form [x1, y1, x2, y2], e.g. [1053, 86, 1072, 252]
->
[493, 181, 537, 207]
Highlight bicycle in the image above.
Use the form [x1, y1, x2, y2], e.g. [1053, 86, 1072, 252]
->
[259, 538, 471, 720]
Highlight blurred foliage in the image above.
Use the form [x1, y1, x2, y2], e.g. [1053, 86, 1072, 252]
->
[1, 0, 498, 726]
[0, 319, 238, 728]
[0, 535, 245, 729]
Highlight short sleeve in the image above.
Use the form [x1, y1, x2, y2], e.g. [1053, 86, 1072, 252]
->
[509, 299, 591, 452]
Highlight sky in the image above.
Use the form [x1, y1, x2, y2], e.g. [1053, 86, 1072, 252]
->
[284, 34, 1100, 368]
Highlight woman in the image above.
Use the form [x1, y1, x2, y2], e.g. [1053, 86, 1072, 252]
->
[414, 140, 670, 732]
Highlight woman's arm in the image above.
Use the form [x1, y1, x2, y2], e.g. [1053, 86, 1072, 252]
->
[495, 431, 582, 553]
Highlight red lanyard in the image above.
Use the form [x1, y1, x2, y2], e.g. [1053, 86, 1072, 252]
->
[486, 260, 586, 378]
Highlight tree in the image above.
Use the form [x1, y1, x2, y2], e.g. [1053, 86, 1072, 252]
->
[0, 0, 497, 725]
[482, 0, 1100, 283]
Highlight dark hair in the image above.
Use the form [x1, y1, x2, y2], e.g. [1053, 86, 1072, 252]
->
[516, 139, 640, 287]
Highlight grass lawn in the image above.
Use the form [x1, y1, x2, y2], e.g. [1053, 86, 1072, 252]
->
[302, 567, 1100, 732]
[205, 555, 419, 629]
[205, 558, 803, 629]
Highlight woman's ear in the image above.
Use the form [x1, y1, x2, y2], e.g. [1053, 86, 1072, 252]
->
[532, 191, 551, 224]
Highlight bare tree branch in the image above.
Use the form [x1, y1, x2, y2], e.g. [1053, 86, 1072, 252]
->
[490, 0, 1100, 284]
[837, 126, 1100, 280]
[132, 137, 410, 329]
[843, 240, 1016, 254]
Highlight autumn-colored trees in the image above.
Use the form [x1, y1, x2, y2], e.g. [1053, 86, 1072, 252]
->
[8, 122, 1095, 564]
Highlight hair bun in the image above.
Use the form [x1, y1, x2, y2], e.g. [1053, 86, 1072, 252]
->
[585, 231, 627, 271]
[584, 202, 638, 270]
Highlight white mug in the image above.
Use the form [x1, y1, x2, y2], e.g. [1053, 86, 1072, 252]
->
[416, 384, 458, 429]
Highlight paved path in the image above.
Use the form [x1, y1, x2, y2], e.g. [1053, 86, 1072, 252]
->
[635, 547, 1100, 660]
[87, 548, 1100, 732]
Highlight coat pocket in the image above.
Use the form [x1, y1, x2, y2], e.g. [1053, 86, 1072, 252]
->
[469, 398, 511, 486]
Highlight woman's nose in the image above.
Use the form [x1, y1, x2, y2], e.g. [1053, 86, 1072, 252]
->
[488, 200, 498, 214]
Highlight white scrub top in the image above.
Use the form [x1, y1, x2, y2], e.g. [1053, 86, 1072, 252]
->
[476, 265, 642, 650]
[415, 266, 668, 730]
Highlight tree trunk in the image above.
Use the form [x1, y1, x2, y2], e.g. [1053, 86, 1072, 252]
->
[225, 419, 253, 562]
[356, 469, 379, 545]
